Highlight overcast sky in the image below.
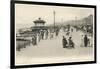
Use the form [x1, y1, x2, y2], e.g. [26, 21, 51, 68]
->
[15, 4, 94, 29]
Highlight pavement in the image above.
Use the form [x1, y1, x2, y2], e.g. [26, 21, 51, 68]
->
[15, 28, 94, 65]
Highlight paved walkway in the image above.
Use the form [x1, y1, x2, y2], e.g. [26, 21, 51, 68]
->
[15, 28, 94, 65]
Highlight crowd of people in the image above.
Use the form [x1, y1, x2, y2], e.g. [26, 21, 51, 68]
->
[16, 25, 93, 51]
[31, 25, 92, 49]
[30, 28, 60, 46]
[62, 26, 93, 49]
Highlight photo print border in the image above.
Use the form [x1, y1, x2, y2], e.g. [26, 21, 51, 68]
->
[10, 0, 97, 69]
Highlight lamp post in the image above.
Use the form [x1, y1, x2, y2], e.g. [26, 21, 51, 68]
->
[53, 11, 55, 32]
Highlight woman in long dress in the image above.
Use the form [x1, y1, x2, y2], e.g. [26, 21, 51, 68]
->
[80, 35, 84, 47]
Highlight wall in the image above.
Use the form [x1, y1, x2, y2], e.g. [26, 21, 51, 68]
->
[0, 0, 99, 69]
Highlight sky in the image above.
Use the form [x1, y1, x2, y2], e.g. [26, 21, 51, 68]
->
[15, 3, 94, 29]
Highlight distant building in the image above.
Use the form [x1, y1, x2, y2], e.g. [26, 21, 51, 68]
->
[34, 18, 45, 27]
[31, 18, 47, 32]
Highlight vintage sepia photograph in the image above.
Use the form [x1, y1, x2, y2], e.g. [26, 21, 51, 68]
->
[11, 1, 96, 68]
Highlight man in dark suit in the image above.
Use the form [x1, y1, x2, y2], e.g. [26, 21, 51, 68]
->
[84, 35, 88, 47]
[68, 37, 74, 48]
[62, 36, 68, 48]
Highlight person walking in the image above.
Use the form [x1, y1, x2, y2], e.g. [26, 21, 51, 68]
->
[62, 36, 68, 48]
[68, 37, 74, 48]
[81, 35, 84, 47]
[84, 35, 88, 47]
[41, 30, 44, 40]
[32, 34, 37, 46]
[32, 37, 35, 45]
[45, 30, 49, 39]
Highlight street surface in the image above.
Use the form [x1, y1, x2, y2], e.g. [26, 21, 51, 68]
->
[15, 28, 94, 65]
